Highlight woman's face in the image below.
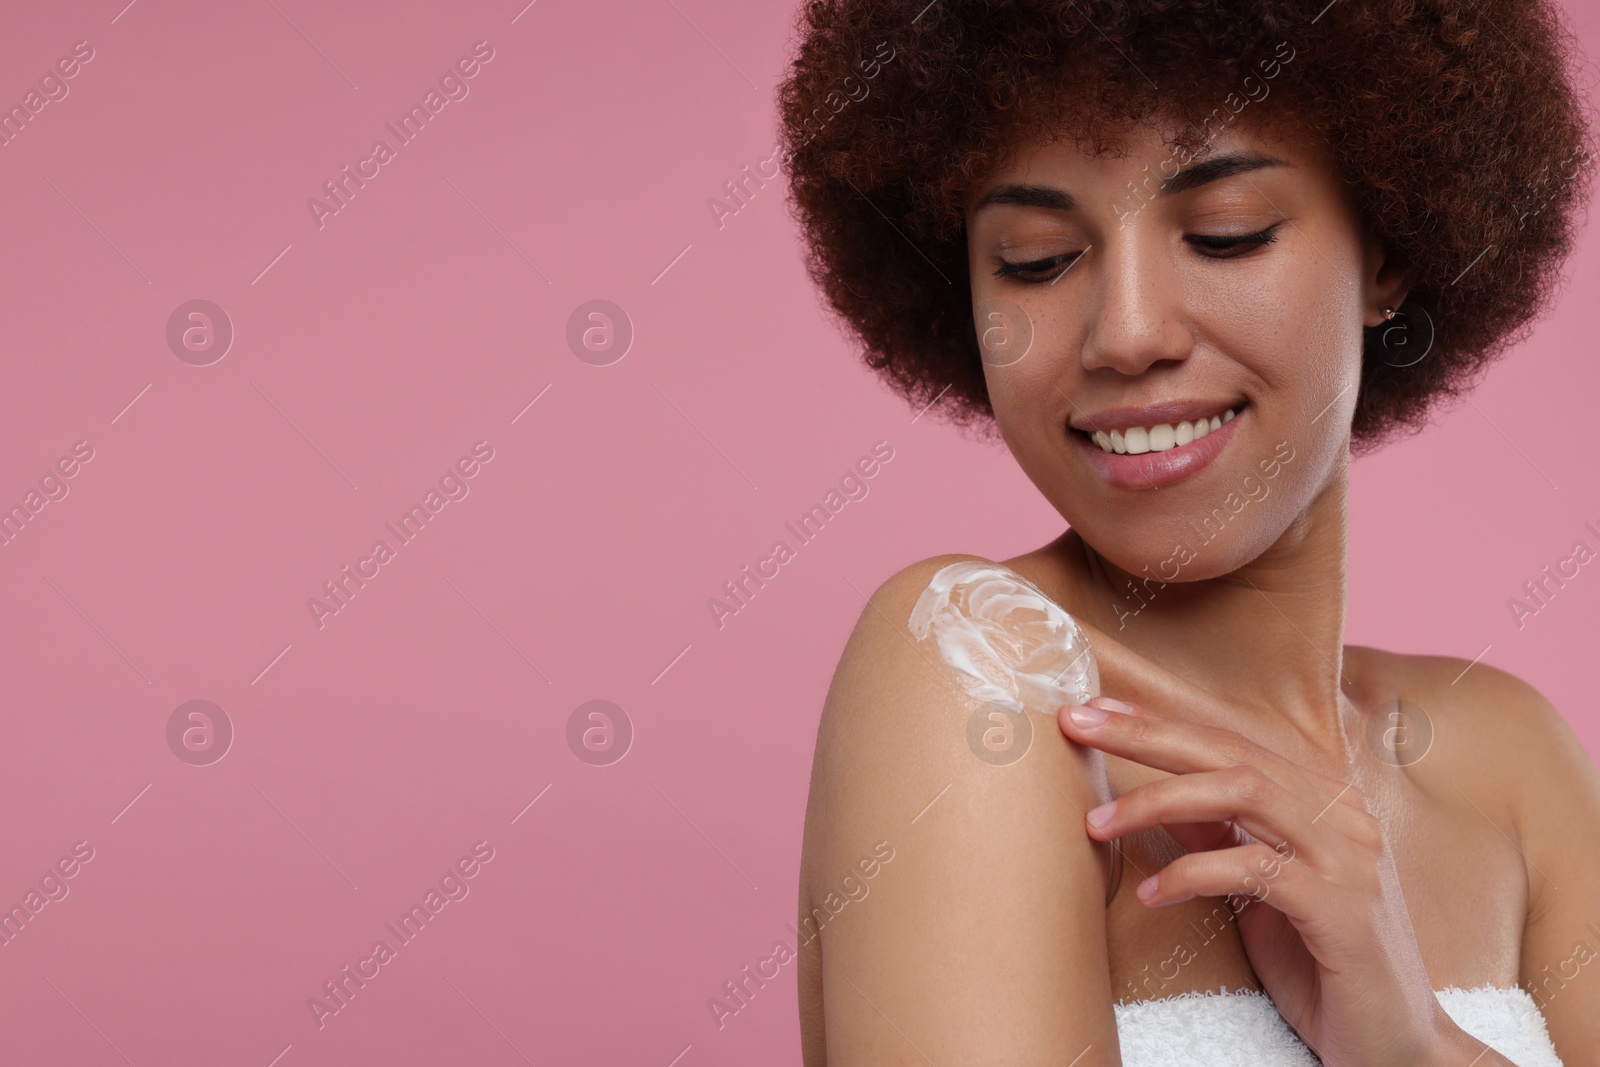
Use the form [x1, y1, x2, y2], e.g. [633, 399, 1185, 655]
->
[964, 116, 1408, 582]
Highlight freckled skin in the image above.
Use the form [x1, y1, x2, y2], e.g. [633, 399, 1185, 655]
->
[797, 113, 1600, 1065]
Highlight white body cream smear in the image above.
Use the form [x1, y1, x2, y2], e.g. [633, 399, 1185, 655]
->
[908, 559, 1100, 714]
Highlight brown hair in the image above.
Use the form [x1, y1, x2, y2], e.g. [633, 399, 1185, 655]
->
[777, 0, 1597, 454]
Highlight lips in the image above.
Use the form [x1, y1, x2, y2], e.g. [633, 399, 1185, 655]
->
[1068, 397, 1246, 434]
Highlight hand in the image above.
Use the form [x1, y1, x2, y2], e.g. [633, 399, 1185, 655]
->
[1058, 695, 1473, 1067]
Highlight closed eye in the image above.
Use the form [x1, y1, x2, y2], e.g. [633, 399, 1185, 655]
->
[1185, 224, 1281, 256]
[992, 251, 1084, 282]
[993, 224, 1280, 283]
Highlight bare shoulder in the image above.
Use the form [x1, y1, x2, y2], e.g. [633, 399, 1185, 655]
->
[804, 551, 1109, 875]
[1347, 644, 1600, 894]
[1350, 646, 1600, 1056]
[807, 551, 1109, 827]
[807, 553, 984, 781]
[797, 553, 1119, 1064]
[816, 552, 994, 748]
[1345, 644, 1590, 780]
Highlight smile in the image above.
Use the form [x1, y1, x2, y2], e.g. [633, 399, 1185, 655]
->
[1088, 405, 1242, 455]
[1070, 401, 1249, 490]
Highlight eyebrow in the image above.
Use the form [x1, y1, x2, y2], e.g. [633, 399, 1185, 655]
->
[972, 150, 1290, 213]
[1162, 150, 1289, 195]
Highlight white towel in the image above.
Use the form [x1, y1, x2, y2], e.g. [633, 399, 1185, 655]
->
[1112, 985, 1564, 1065]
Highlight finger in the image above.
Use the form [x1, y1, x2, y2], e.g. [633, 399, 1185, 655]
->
[1084, 766, 1327, 859]
[1136, 840, 1314, 913]
[1059, 700, 1349, 804]
[1161, 819, 1250, 858]
[1140, 844, 1387, 984]
[1058, 700, 1374, 848]
[1296, 778, 1388, 845]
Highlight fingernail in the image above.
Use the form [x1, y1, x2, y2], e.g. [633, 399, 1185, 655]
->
[1086, 800, 1116, 828]
[1136, 875, 1159, 901]
[1068, 705, 1107, 727]
[1091, 697, 1134, 714]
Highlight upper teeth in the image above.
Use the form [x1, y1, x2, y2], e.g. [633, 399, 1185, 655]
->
[1090, 408, 1238, 455]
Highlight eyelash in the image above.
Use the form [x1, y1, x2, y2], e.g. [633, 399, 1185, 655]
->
[1186, 225, 1281, 254]
[991, 224, 1281, 282]
[992, 251, 1084, 282]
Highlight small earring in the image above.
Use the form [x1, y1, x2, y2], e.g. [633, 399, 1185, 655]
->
[1365, 297, 1436, 368]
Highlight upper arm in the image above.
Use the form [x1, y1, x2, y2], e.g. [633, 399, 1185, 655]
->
[798, 555, 1121, 1066]
[1485, 670, 1600, 1058]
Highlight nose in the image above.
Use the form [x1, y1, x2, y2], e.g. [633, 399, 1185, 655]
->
[1077, 230, 1194, 375]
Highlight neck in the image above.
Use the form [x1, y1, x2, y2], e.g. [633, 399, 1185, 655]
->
[1068, 449, 1354, 744]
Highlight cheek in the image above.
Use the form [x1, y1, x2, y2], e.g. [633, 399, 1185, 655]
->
[1258, 275, 1365, 441]
[1190, 252, 1363, 421]
[1186, 258, 1300, 369]
[982, 360, 1048, 460]
[976, 294, 1067, 419]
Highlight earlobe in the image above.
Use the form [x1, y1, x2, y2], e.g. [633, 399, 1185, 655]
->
[1364, 243, 1413, 327]
[1356, 235, 1408, 327]
[1368, 283, 1413, 328]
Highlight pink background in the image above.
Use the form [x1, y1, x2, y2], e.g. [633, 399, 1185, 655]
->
[0, 1, 1596, 1064]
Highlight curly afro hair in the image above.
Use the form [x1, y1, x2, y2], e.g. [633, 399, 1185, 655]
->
[776, 0, 1597, 455]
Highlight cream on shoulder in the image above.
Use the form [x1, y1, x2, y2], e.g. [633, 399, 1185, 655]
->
[907, 559, 1100, 714]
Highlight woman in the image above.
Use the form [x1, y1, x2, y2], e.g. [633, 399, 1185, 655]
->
[777, 0, 1600, 1063]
